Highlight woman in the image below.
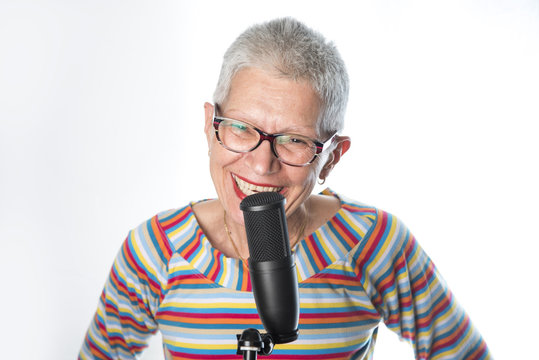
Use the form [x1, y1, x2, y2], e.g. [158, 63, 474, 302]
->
[79, 18, 491, 359]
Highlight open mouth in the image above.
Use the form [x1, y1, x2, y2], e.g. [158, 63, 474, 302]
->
[232, 174, 283, 196]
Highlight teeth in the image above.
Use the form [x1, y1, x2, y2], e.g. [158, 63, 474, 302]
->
[233, 175, 283, 196]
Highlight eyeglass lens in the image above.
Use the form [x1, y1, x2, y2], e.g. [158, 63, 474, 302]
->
[218, 119, 317, 165]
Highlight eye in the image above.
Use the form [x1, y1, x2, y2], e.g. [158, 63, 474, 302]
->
[227, 121, 247, 132]
[231, 122, 247, 130]
[220, 119, 258, 144]
[277, 135, 309, 146]
[290, 137, 308, 144]
[222, 120, 253, 136]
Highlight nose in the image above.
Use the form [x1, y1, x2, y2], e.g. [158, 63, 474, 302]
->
[245, 139, 281, 175]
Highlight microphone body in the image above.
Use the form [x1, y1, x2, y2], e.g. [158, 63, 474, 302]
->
[240, 192, 300, 344]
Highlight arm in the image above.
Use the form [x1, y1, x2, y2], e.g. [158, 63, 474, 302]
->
[79, 215, 172, 359]
[351, 210, 491, 359]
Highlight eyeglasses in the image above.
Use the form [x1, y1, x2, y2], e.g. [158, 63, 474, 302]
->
[213, 114, 335, 167]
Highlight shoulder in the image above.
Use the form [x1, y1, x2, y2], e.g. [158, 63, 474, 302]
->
[325, 192, 421, 285]
[319, 188, 380, 233]
[124, 203, 196, 264]
[155, 203, 195, 232]
[325, 189, 414, 255]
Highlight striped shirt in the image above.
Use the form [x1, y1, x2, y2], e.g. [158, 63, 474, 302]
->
[79, 190, 491, 359]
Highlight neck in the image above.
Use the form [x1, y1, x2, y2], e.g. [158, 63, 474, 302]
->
[288, 203, 308, 247]
[223, 210, 250, 261]
[223, 202, 308, 261]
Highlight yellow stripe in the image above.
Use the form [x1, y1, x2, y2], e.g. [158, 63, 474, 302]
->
[87, 330, 111, 354]
[431, 329, 474, 359]
[315, 229, 337, 263]
[168, 214, 196, 238]
[132, 230, 157, 279]
[278, 337, 370, 350]
[370, 214, 397, 266]
[166, 341, 236, 350]
[301, 301, 359, 309]
[168, 263, 198, 271]
[163, 301, 257, 309]
[339, 211, 367, 238]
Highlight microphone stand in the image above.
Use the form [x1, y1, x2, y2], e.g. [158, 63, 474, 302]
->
[236, 328, 274, 360]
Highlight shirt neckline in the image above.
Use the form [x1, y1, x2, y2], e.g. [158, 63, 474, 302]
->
[162, 188, 373, 291]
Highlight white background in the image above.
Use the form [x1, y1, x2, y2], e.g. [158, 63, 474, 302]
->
[1, 0, 538, 359]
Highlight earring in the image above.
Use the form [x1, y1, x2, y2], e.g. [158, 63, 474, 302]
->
[318, 177, 326, 185]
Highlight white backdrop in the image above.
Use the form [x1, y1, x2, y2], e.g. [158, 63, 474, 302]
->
[1, 1, 538, 359]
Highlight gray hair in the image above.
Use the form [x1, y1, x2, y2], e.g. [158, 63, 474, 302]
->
[213, 17, 349, 137]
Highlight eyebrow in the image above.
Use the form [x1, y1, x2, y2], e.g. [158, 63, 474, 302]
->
[216, 107, 319, 138]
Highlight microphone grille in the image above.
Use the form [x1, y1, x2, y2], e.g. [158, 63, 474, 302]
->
[240, 191, 283, 208]
[240, 192, 291, 262]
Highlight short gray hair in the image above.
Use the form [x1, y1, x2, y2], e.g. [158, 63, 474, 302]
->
[213, 17, 349, 137]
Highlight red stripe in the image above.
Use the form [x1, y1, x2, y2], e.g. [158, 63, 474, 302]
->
[166, 350, 238, 360]
[181, 229, 203, 260]
[304, 272, 366, 287]
[304, 234, 328, 270]
[331, 217, 358, 248]
[431, 316, 471, 354]
[206, 248, 221, 280]
[376, 252, 408, 299]
[270, 352, 355, 359]
[301, 309, 379, 319]
[165, 350, 357, 360]
[158, 310, 259, 319]
[87, 341, 113, 360]
[152, 215, 173, 260]
[109, 268, 145, 312]
[467, 340, 489, 360]
[161, 206, 191, 230]
[355, 210, 387, 276]
[168, 274, 212, 286]
[123, 241, 161, 306]
[342, 203, 376, 215]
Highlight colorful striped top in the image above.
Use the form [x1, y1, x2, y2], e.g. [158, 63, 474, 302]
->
[79, 190, 491, 359]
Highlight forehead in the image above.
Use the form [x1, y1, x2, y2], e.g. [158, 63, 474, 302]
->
[221, 67, 321, 135]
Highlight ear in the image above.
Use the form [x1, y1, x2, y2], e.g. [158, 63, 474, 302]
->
[319, 135, 351, 181]
[204, 102, 215, 145]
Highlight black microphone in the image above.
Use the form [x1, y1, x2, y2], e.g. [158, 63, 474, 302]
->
[240, 192, 299, 344]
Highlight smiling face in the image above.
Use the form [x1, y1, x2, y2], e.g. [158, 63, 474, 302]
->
[204, 67, 327, 226]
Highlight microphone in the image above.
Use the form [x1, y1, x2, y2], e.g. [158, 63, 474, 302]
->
[240, 192, 300, 344]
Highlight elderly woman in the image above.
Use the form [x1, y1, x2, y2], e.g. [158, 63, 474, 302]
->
[79, 18, 491, 359]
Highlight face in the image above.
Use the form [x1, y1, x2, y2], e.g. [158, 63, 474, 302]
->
[204, 67, 341, 225]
